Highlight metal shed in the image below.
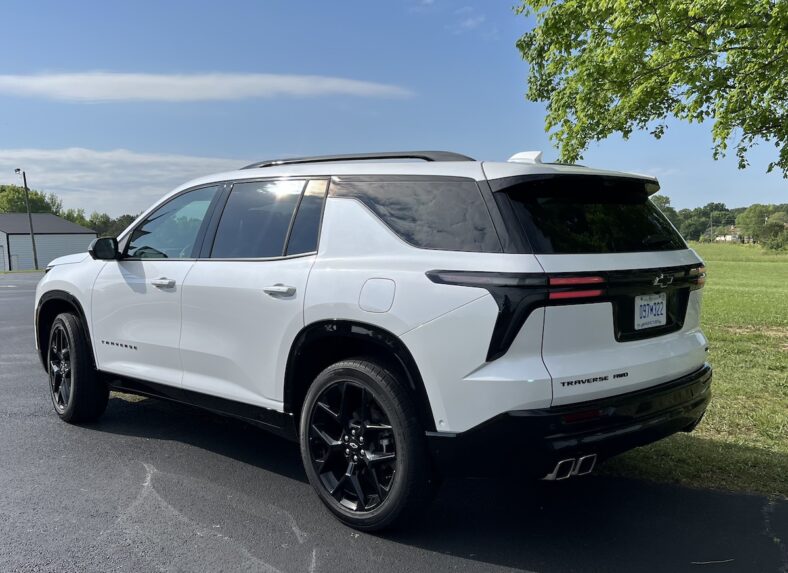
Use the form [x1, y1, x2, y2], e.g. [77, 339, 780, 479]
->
[0, 213, 96, 271]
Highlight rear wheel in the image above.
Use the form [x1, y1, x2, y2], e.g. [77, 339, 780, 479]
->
[47, 313, 108, 423]
[299, 359, 435, 531]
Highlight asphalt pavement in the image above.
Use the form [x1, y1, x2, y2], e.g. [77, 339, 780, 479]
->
[1, 272, 786, 573]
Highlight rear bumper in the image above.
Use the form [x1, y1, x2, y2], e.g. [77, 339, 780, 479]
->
[427, 363, 712, 477]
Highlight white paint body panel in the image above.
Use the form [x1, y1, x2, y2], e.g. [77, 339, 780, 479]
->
[536, 250, 706, 405]
[91, 260, 195, 387]
[179, 256, 315, 408]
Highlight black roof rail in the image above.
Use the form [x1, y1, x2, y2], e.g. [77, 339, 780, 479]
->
[241, 151, 475, 170]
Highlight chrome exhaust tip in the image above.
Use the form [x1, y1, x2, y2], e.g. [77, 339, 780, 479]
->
[573, 454, 597, 476]
[543, 458, 576, 481]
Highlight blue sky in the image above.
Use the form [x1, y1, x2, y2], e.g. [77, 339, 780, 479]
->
[0, 0, 784, 215]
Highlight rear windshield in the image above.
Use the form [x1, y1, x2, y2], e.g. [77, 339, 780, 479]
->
[496, 175, 686, 254]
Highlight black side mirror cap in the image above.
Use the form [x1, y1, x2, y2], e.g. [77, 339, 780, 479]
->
[88, 237, 119, 260]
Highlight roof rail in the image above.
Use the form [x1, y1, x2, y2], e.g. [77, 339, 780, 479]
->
[241, 151, 475, 170]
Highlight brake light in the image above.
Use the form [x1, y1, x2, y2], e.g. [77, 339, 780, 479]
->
[689, 265, 706, 290]
[549, 289, 605, 300]
[549, 276, 605, 286]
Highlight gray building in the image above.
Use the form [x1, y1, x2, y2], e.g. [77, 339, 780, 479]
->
[0, 213, 96, 271]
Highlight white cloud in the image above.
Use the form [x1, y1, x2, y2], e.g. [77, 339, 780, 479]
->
[0, 148, 248, 216]
[0, 73, 413, 102]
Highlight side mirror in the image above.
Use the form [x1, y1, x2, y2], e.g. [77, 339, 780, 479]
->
[88, 237, 119, 260]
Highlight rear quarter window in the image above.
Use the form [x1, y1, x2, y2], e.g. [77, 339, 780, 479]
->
[330, 177, 501, 253]
[494, 175, 686, 254]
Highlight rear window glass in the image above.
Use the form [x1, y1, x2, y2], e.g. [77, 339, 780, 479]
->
[330, 178, 501, 253]
[498, 175, 686, 254]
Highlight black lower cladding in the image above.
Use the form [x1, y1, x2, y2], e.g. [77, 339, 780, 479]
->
[427, 364, 712, 478]
[105, 374, 298, 441]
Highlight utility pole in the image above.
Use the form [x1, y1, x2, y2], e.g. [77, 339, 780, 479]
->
[14, 169, 39, 270]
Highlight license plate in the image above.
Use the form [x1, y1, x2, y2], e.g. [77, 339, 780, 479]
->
[635, 293, 667, 330]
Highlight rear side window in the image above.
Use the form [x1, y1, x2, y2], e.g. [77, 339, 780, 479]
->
[211, 180, 305, 258]
[286, 179, 328, 255]
[496, 175, 686, 254]
[330, 178, 501, 252]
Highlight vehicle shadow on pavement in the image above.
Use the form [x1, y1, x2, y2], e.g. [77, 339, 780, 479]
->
[93, 393, 787, 573]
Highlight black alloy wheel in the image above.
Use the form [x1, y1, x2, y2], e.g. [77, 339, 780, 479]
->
[48, 322, 73, 413]
[308, 380, 397, 512]
[46, 313, 108, 423]
[300, 359, 435, 531]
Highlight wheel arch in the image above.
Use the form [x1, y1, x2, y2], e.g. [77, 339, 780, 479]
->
[36, 290, 95, 371]
[284, 320, 436, 432]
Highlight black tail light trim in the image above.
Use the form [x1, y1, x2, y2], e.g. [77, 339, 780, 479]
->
[426, 263, 705, 362]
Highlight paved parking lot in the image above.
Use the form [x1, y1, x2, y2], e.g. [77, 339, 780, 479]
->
[1, 272, 785, 572]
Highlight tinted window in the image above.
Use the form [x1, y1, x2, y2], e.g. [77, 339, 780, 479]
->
[500, 176, 686, 254]
[211, 180, 305, 258]
[331, 178, 501, 252]
[286, 179, 328, 255]
[127, 186, 218, 259]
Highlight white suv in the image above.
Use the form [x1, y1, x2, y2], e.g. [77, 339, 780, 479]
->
[34, 151, 711, 530]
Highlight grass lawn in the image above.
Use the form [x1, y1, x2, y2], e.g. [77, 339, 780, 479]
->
[600, 242, 788, 498]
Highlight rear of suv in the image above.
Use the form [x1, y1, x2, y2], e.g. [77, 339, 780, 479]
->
[34, 150, 711, 530]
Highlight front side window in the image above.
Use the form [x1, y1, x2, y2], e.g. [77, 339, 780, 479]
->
[211, 179, 305, 258]
[330, 178, 502, 252]
[126, 185, 219, 259]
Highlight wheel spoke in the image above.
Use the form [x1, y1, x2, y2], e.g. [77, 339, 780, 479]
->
[311, 424, 341, 449]
[316, 401, 339, 421]
[366, 451, 396, 465]
[349, 474, 366, 511]
[337, 382, 350, 425]
[59, 378, 71, 406]
[368, 467, 385, 501]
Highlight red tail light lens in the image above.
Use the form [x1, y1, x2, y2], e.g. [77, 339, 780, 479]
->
[549, 289, 605, 300]
[689, 266, 706, 290]
[549, 276, 605, 286]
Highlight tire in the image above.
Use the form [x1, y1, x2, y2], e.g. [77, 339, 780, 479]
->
[46, 312, 108, 423]
[299, 358, 435, 531]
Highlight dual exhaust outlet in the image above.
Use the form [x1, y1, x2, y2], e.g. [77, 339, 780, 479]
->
[543, 454, 597, 481]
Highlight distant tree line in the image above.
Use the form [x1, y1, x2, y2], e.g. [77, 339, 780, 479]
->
[652, 195, 788, 249]
[0, 185, 137, 238]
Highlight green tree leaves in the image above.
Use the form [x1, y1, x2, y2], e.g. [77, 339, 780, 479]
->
[516, 0, 788, 175]
[0, 185, 137, 237]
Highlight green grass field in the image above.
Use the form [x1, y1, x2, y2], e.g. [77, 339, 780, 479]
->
[601, 242, 788, 498]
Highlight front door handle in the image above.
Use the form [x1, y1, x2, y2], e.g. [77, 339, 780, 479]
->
[151, 277, 176, 289]
[263, 284, 296, 297]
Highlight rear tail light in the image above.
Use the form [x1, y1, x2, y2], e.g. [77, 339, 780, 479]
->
[689, 265, 706, 290]
[549, 276, 605, 286]
[549, 289, 605, 300]
[548, 275, 606, 300]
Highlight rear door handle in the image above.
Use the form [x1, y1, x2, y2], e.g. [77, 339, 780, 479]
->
[151, 277, 176, 289]
[263, 284, 296, 297]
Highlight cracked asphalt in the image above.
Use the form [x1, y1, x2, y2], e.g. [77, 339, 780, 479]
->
[1, 272, 786, 572]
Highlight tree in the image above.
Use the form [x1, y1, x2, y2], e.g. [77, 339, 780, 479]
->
[0, 185, 63, 214]
[651, 194, 680, 227]
[516, 0, 788, 176]
[736, 204, 773, 239]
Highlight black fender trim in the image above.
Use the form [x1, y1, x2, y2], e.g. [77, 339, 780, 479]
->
[284, 320, 436, 431]
[35, 290, 95, 371]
